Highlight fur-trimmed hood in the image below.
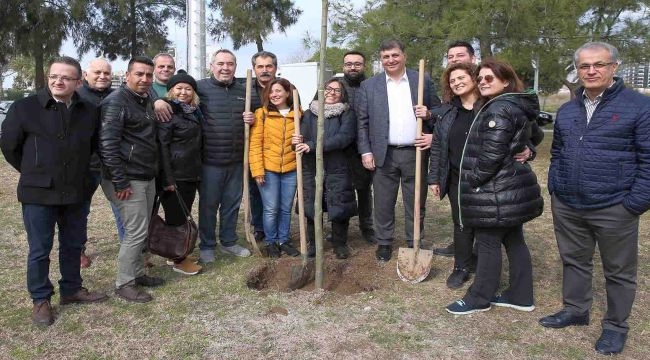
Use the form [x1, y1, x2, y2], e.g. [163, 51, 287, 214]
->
[308, 100, 348, 118]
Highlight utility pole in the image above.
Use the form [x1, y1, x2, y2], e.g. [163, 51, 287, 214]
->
[187, 0, 206, 79]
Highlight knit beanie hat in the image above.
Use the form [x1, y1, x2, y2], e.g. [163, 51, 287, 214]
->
[166, 70, 197, 91]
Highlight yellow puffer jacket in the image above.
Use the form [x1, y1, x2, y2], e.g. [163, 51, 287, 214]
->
[249, 107, 301, 177]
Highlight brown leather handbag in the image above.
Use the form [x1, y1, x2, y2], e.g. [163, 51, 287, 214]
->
[147, 190, 198, 261]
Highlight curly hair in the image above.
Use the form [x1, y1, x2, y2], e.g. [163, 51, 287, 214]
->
[440, 62, 479, 103]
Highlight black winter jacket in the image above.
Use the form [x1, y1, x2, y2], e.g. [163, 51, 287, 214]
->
[300, 101, 358, 221]
[99, 84, 158, 191]
[158, 100, 202, 186]
[1, 89, 99, 205]
[77, 81, 114, 172]
[197, 76, 246, 166]
[459, 92, 544, 228]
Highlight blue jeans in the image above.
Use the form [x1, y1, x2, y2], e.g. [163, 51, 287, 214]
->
[258, 171, 296, 245]
[199, 163, 243, 250]
[249, 176, 264, 232]
[22, 203, 86, 301]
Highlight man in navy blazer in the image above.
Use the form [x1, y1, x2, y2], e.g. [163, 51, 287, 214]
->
[356, 38, 440, 261]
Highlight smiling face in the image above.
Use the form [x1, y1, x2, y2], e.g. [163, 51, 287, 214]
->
[449, 69, 476, 98]
[171, 82, 194, 104]
[125, 62, 154, 95]
[477, 68, 509, 98]
[380, 47, 407, 78]
[48, 63, 82, 102]
[324, 81, 343, 104]
[269, 83, 290, 109]
[210, 52, 237, 83]
[447, 46, 475, 65]
[154, 55, 175, 84]
[576, 47, 618, 98]
[85, 59, 112, 91]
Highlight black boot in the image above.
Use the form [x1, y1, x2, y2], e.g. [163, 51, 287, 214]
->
[332, 220, 350, 259]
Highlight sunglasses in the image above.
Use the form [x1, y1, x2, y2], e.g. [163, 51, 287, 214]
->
[476, 75, 495, 83]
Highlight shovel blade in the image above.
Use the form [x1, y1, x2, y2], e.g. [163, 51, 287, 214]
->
[288, 261, 315, 290]
[396, 247, 434, 284]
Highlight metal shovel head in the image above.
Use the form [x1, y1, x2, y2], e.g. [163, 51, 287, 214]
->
[288, 261, 315, 290]
[397, 246, 434, 284]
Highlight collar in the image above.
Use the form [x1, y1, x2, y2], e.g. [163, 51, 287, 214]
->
[36, 88, 80, 109]
[82, 80, 112, 95]
[210, 75, 237, 88]
[385, 70, 408, 83]
[582, 80, 615, 102]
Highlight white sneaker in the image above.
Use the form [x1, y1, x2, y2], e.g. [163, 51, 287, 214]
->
[219, 244, 251, 257]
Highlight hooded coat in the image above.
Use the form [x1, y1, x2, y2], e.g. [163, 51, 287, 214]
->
[458, 92, 544, 228]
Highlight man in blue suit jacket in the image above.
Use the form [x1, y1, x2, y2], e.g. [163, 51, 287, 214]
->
[356, 39, 440, 261]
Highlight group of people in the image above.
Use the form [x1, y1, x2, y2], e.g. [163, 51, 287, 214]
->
[1, 38, 648, 356]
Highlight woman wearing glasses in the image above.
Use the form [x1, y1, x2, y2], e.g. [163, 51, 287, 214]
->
[445, 59, 544, 315]
[292, 78, 357, 259]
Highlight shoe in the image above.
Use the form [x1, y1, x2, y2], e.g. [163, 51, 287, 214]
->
[173, 258, 202, 275]
[490, 293, 535, 312]
[361, 228, 377, 244]
[433, 243, 454, 257]
[595, 329, 627, 355]
[166, 255, 198, 266]
[446, 267, 470, 289]
[115, 284, 152, 303]
[134, 275, 165, 287]
[375, 245, 392, 261]
[279, 242, 300, 257]
[539, 309, 589, 328]
[219, 244, 251, 257]
[307, 241, 316, 258]
[60, 287, 108, 305]
[334, 244, 350, 259]
[80, 251, 92, 268]
[446, 299, 491, 315]
[32, 300, 54, 327]
[254, 230, 265, 242]
[199, 249, 216, 263]
[265, 243, 280, 258]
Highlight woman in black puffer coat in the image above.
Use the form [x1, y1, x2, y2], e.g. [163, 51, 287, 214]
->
[293, 78, 357, 259]
[445, 59, 544, 316]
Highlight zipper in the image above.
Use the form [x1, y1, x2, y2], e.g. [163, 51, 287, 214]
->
[34, 138, 39, 167]
[128, 144, 134, 161]
[280, 113, 287, 172]
[456, 92, 530, 230]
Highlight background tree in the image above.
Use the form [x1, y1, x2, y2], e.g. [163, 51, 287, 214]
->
[73, 0, 185, 61]
[208, 0, 302, 51]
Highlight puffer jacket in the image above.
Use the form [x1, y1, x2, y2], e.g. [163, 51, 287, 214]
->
[458, 92, 544, 228]
[300, 101, 358, 221]
[157, 100, 202, 186]
[197, 76, 246, 166]
[549, 77, 650, 215]
[99, 84, 158, 191]
[249, 107, 299, 177]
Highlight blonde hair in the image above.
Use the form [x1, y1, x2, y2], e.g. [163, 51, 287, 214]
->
[166, 86, 200, 107]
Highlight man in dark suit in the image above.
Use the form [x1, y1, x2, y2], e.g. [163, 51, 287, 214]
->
[356, 39, 440, 261]
[1, 56, 108, 327]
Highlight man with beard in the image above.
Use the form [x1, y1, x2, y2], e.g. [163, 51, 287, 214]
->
[339, 51, 375, 244]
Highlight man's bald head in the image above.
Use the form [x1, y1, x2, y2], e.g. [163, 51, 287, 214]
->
[85, 58, 112, 91]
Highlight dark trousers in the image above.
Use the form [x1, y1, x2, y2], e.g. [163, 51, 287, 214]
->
[22, 202, 86, 301]
[448, 179, 476, 270]
[160, 181, 198, 226]
[80, 170, 103, 250]
[373, 146, 427, 246]
[552, 194, 638, 333]
[463, 225, 533, 307]
[356, 184, 373, 231]
[249, 175, 264, 232]
[309, 218, 349, 244]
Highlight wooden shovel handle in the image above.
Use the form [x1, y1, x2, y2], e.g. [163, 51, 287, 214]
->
[413, 59, 425, 251]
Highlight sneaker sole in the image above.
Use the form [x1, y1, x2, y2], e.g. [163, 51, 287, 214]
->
[446, 305, 491, 315]
[490, 302, 535, 312]
[172, 267, 201, 276]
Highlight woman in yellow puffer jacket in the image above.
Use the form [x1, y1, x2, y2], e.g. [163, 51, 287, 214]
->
[249, 78, 302, 258]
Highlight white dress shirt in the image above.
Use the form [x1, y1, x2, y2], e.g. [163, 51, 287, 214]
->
[386, 72, 416, 146]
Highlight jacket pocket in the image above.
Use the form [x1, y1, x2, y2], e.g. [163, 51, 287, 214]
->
[20, 174, 53, 188]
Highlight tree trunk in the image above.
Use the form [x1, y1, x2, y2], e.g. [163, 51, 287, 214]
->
[255, 35, 264, 52]
[130, 0, 138, 57]
[33, 43, 45, 90]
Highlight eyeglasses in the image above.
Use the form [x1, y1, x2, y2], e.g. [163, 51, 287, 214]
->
[343, 62, 364, 68]
[576, 62, 615, 71]
[325, 87, 342, 94]
[48, 75, 79, 82]
[476, 75, 495, 83]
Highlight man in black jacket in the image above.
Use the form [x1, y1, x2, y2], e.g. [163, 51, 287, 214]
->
[1, 56, 108, 327]
[196, 49, 254, 262]
[99, 56, 162, 303]
[76, 58, 125, 268]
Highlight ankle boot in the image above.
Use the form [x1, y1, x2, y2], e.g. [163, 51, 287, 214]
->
[332, 220, 350, 259]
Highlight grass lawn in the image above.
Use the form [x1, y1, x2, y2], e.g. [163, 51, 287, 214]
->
[0, 134, 648, 359]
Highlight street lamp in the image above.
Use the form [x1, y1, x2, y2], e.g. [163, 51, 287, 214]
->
[531, 58, 539, 93]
